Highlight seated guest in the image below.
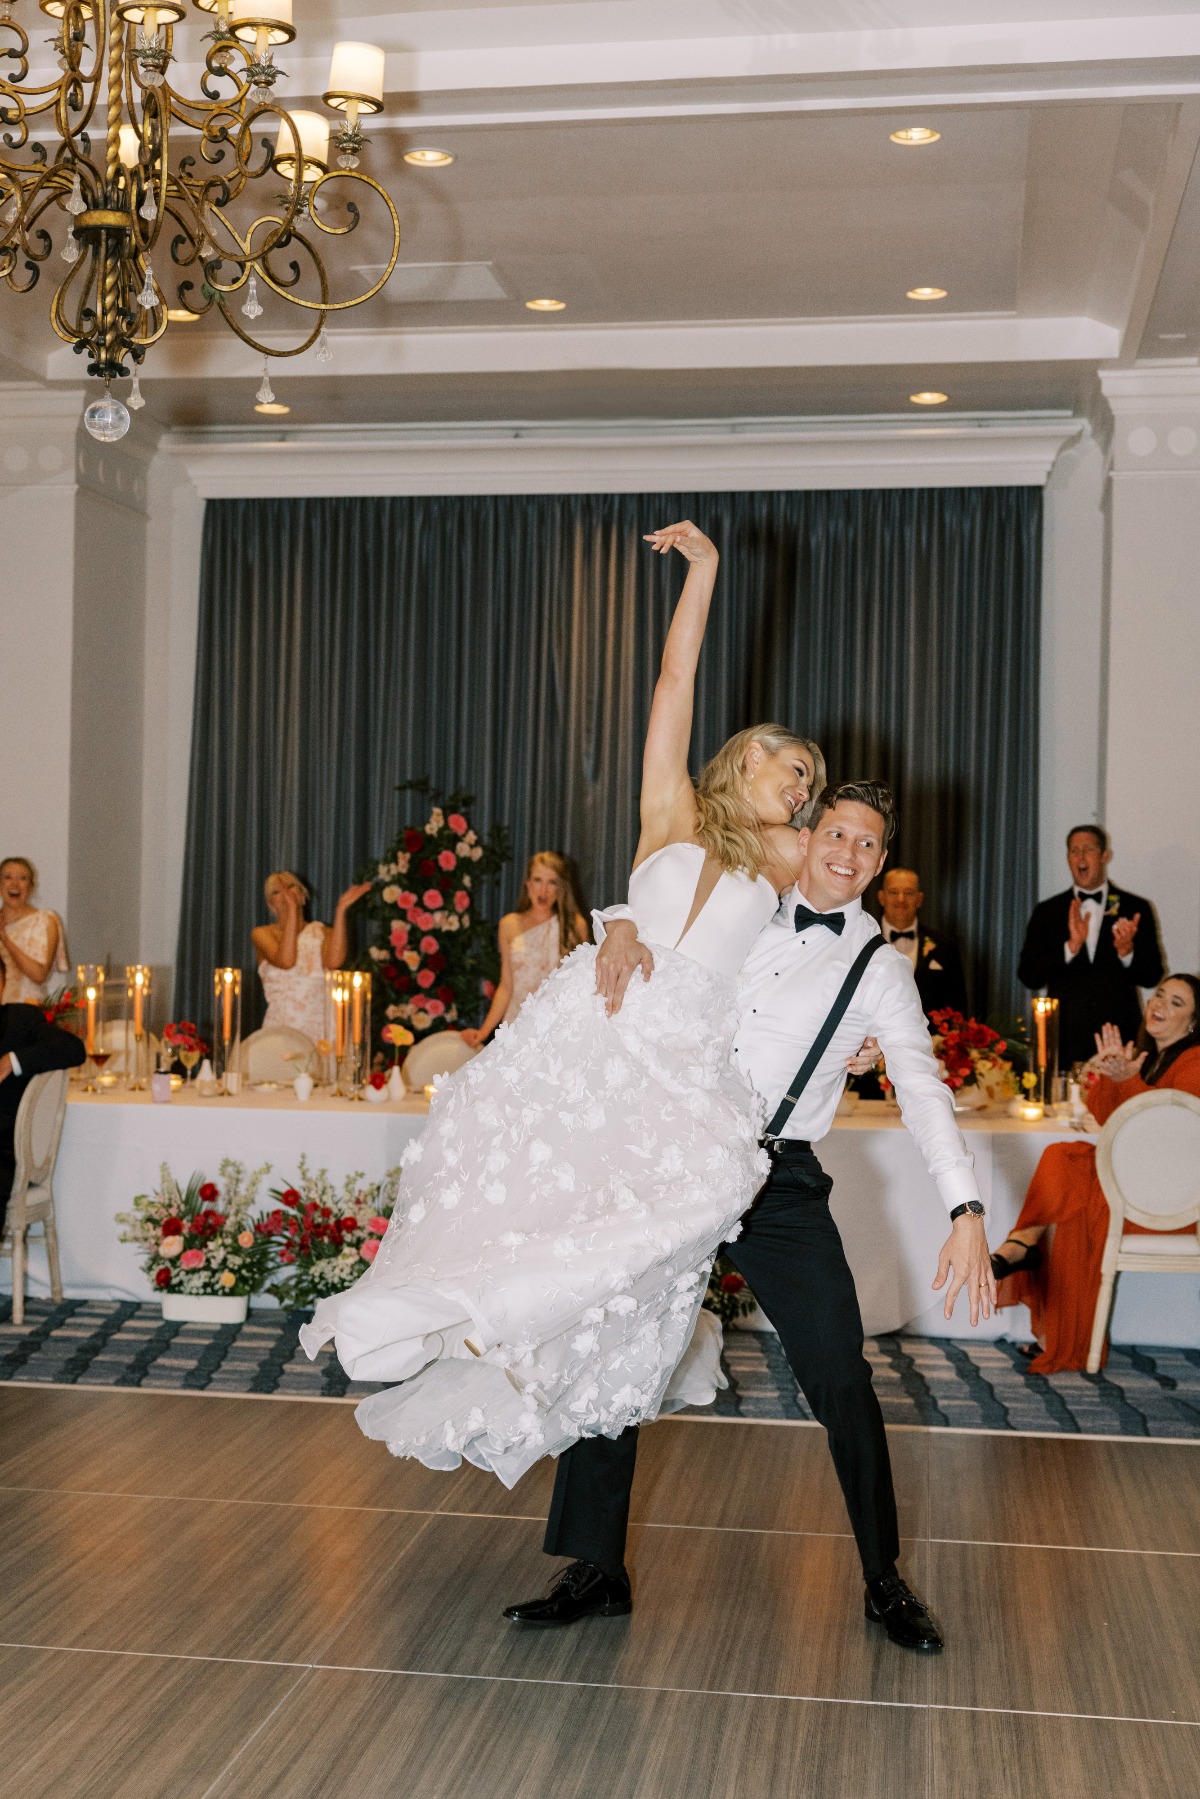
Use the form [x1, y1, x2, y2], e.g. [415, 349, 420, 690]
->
[993, 974, 1200, 1372]
[0, 1002, 87, 1231]
[877, 867, 968, 1019]
[252, 870, 372, 1038]
[462, 852, 589, 1048]
[0, 858, 69, 1005]
[1018, 824, 1164, 1069]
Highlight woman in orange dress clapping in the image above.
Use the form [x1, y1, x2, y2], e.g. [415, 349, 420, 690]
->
[993, 973, 1200, 1371]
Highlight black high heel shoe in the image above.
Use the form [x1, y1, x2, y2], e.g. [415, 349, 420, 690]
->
[990, 1236, 1043, 1280]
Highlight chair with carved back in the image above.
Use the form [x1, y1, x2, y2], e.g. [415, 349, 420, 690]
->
[1, 1067, 69, 1326]
[1087, 1089, 1200, 1372]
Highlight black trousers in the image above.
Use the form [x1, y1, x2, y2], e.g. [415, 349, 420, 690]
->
[544, 1142, 900, 1582]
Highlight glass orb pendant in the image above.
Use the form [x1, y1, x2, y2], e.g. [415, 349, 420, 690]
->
[83, 390, 131, 443]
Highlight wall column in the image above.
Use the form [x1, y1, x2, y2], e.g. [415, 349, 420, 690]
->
[1100, 369, 1200, 974]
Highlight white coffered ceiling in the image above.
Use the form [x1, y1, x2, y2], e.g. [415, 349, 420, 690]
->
[3, 1, 1200, 430]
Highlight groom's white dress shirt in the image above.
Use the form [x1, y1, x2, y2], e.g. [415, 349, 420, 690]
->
[733, 890, 982, 1216]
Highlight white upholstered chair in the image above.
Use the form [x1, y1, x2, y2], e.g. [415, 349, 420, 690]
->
[402, 1031, 478, 1091]
[1, 1068, 68, 1326]
[1087, 1089, 1200, 1372]
[235, 1026, 317, 1084]
[96, 1018, 160, 1078]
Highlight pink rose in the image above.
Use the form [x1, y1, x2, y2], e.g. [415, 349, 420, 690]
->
[423, 998, 446, 1018]
[453, 892, 470, 914]
[398, 891, 417, 910]
[159, 1234, 183, 1259]
[447, 814, 468, 835]
[422, 889, 443, 909]
[416, 969, 435, 990]
[237, 1230, 255, 1248]
[412, 911, 434, 931]
[180, 1248, 205, 1270]
[367, 1215, 390, 1234]
[437, 849, 456, 872]
[389, 921, 410, 950]
[419, 934, 439, 954]
[359, 1239, 380, 1262]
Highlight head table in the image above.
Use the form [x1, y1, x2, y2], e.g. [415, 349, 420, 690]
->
[4, 1087, 1196, 1348]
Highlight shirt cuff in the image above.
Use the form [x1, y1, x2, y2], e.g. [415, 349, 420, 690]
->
[8, 1051, 21, 1078]
[1119, 950, 1134, 969]
[935, 1165, 985, 1216]
[591, 903, 636, 945]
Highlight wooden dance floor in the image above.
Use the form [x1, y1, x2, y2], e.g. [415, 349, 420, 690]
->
[0, 1387, 1197, 1797]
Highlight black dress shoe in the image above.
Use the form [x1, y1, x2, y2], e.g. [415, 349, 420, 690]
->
[865, 1570, 944, 1652]
[990, 1236, 1043, 1281]
[504, 1559, 632, 1627]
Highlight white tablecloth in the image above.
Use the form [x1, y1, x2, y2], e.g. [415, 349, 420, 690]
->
[6, 1090, 1198, 1346]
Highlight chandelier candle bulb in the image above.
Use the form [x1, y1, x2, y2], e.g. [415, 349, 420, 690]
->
[326, 39, 385, 111]
[118, 125, 140, 170]
[230, 0, 293, 43]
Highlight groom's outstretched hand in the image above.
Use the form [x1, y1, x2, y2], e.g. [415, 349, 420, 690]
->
[595, 920, 655, 1016]
[932, 1215, 996, 1327]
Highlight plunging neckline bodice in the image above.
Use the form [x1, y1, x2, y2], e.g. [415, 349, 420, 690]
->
[626, 841, 779, 980]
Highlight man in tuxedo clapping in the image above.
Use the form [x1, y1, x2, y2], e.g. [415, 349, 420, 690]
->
[877, 867, 969, 1020]
[1017, 825, 1164, 1069]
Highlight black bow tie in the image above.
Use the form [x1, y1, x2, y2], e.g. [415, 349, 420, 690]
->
[1076, 890, 1103, 905]
[794, 905, 845, 935]
[889, 929, 916, 942]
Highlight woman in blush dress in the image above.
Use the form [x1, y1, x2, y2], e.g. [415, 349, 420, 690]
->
[302, 520, 830, 1487]
[461, 852, 589, 1049]
[994, 973, 1200, 1371]
[252, 870, 372, 1039]
[0, 858, 69, 1005]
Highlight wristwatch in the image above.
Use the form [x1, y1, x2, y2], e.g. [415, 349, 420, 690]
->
[949, 1200, 986, 1222]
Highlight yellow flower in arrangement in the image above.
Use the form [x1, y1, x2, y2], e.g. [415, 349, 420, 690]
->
[403, 949, 421, 970]
[219, 1270, 237, 1289]
[382, 1024, 415, 1048]
[315, 1039, 333, 1056]
[1021, 1070, 1039, 1094]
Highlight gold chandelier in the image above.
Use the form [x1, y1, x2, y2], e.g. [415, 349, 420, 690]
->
[0, 0, 401, 439]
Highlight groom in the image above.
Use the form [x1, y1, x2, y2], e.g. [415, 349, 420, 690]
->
[504, 781, 995, 1652]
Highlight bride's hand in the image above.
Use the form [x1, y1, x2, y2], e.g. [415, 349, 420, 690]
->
[595, 921, 655, 1016]
[644, 521, 718, 563]
[846, 1036, 881, 1076]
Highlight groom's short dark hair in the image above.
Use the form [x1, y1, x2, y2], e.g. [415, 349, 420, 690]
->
[809, 780, 897, 846]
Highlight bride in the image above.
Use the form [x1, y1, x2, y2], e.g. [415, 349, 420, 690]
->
[303, 521, 849, 1485]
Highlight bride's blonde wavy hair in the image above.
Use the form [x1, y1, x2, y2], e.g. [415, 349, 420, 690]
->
[694, 724, 826, 879]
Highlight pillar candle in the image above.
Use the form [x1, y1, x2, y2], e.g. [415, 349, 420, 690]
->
[222, 972, 233, 1042]
[351, 973, 364, 1045]
[1035, 1007, 1047, 1069]
[133, 972, 144, 1037]
[86, 986, 96, 1055]
[334, 987, 346, 1057]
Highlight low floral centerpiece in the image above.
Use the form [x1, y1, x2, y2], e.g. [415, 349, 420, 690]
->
[928, 1009, 1016, 1109]
[703, 1255, 759, 1327]
[116, 1160, 273, 1322]
[262, 1157, 402, 1311]
[362, 779, 511, 1045]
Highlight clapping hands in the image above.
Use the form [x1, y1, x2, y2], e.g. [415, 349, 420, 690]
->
[1091, 1022, 1146, 1083]
[1111, 912, 1140, 958]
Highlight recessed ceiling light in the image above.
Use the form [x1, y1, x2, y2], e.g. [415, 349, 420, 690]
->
[166, 308, 199, 322]
[907, 286, 947, 301]
[910, 391, 949, 405]
[1158, 332, 1187, 341]
[254, 401, 291, 415]
[404, 148, 454, 167]
[525, 298, 566, 312]
[890, 127, 941, 146]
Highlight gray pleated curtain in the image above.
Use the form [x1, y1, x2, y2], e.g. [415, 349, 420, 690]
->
[176, 487, 1041, 1028]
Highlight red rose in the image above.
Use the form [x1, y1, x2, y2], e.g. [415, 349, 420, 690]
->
[278, 1249, 296, 1264]
[154, 1266, 171, 1288]
[397, 974, 412, 993]
[398, 891, 417, 910]
[370, 1071, 387, 1089]
[437, 850, 456, 872]
[340, 1215, 358, 1231]
[161, 1216, 183, 1235]
[280, 1187, 301, 1207]
[209, 1213, 226, 1230]
[418, 858, 435, 877]
[447, 813, 468, 835]
[720, 1272, 746, 1294]
[198, 1182, 218, 1204]
[454, 892, 470, 914]
[422, 889, 443, 909]
[428, 953, 446, 973]
[436, 985, 453, 1003]
[404, 829, 423, 852]
[415, 969, 435, 990]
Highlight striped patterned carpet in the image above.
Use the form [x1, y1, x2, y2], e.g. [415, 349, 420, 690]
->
[2, 1299, 1198, 1437]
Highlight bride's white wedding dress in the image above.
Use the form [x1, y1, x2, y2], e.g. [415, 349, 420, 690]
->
[300, 842, 778, 1486]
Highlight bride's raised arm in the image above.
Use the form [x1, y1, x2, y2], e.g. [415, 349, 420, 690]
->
[635, 521, 720, 864]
